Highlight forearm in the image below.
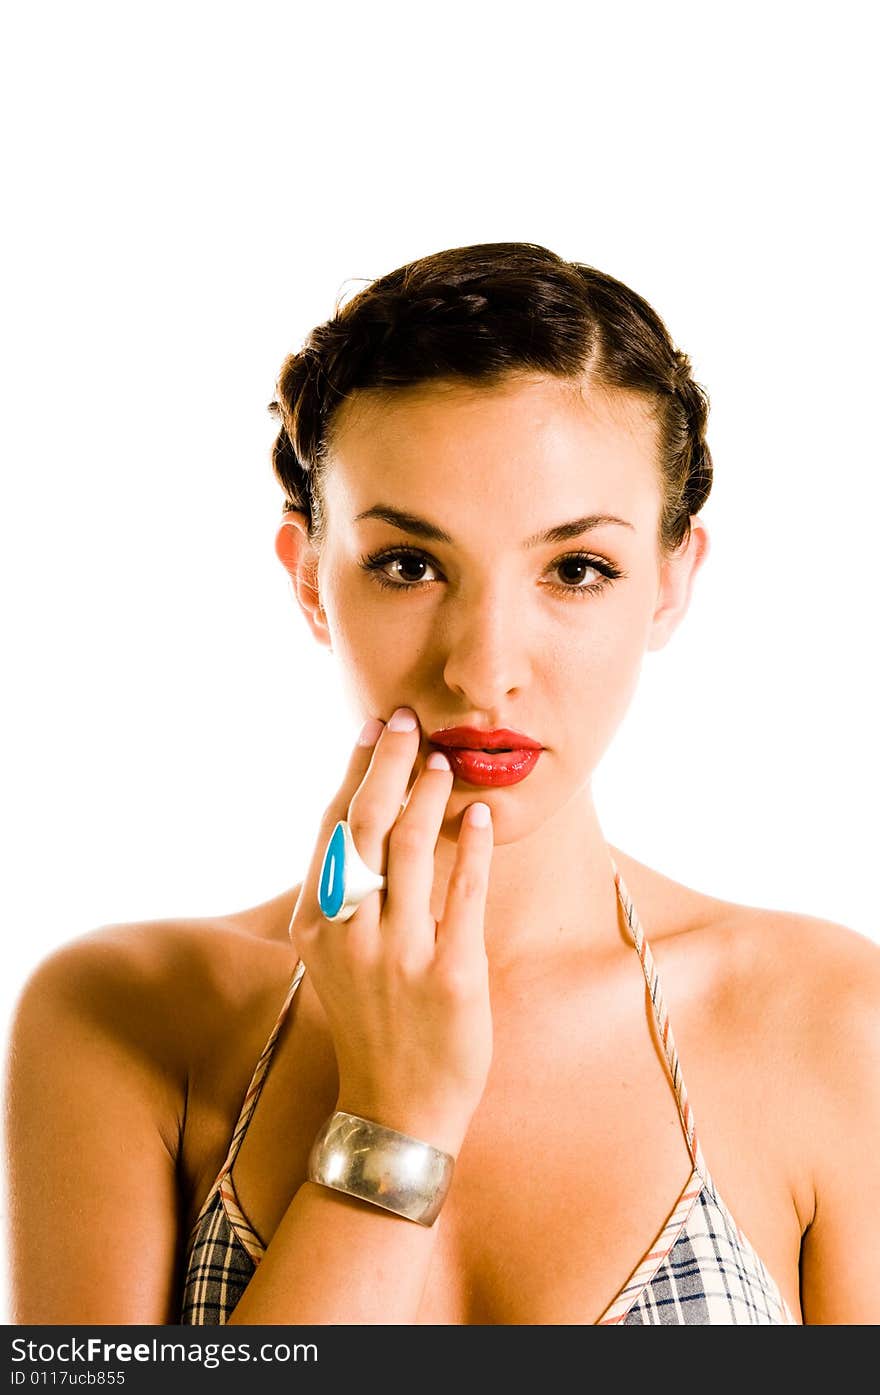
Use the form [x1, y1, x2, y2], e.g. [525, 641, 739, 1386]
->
[226, 1181, 442, 1324]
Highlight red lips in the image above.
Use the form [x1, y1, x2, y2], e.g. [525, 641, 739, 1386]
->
[427, 725, 543, 751]
[426, 725, 545, 788]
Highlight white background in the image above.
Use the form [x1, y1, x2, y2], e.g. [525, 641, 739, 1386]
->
[1, 0, 877, 1323]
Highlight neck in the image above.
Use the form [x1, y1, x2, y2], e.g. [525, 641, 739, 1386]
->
[430, 784, 622, 978]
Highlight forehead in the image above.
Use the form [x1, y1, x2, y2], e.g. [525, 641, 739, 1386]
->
[323, 373, 661, 532]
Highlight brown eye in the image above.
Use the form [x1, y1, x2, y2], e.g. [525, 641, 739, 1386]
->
[358, 546, 624, 598]
[546, 552, 624, 596]
[556, 557, 599, 585]
[359, 547, 440, 591]
[387, 555, 433, 584]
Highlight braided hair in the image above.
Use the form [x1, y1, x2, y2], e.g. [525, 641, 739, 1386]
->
[269, 242, 712, 556]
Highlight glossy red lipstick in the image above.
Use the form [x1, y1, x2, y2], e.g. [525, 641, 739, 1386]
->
[427, 726, 543, 788]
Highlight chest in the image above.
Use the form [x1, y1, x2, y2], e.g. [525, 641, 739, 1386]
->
[407, 1079, 698, 1323]
[183, 969, 724, 1323]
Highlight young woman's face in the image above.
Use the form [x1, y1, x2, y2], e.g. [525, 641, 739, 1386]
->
[311, 373, 695, 839]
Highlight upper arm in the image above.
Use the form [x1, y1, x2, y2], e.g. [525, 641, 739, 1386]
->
[3, 932, 188, 1324]
[797, 929, 880, 1325]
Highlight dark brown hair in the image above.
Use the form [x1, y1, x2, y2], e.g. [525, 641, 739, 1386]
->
[269, 241, 712, 557]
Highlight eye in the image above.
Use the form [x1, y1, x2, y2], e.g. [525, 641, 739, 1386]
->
[546, 552, 624, 596]
[357, 546, 624, 597]
[358, 546, 440, 590]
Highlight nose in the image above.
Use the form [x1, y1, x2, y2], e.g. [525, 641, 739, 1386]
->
[439, 580, 531, 709]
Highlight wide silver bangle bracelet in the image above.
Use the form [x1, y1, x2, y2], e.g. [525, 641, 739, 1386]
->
[307, 1110, 455, 1227]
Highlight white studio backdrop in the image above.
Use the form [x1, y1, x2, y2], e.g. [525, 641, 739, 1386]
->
[1, 0, 877, 1322]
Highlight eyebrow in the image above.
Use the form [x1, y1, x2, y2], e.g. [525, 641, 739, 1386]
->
[354, 504, 635, 547]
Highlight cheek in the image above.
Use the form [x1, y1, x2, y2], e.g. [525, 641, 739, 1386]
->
[545, 611, 648, 760]
[553, 627, 644, 704]
[329, 580, 442, 678]
[329, 599, 426, 712]
[334, 617, 399, 675]
[552, 584, 649, 671]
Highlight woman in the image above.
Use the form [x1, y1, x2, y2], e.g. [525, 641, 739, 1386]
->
[6, 241, 879, 1326]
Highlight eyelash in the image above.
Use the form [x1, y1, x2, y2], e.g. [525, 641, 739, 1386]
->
[357, 545, 625, 598]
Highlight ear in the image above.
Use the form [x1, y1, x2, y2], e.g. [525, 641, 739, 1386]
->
[274, 510, 332, 650]
[646, 518, 710, 652]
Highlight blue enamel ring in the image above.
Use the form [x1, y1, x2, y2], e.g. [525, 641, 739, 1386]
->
[318, 819, 387, 923]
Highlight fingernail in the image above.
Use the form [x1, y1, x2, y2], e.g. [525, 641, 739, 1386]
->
[467, 802, 491, 827]
[426, 750, 451, 771]
[357, 717, 385, 746]
[388, 707, 418, 732]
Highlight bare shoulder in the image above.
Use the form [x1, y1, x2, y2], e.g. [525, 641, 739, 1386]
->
[716, 901, 880, 1324]
[705, 897, 880, 1053]
[3, 888, 306, 1322]
[610, 844, 880, 1142]
[611, 843, 880, 1024]
[7, 885, 303, 1130]
[684, 878, 880, 1202]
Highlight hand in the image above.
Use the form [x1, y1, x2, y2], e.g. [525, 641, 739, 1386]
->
[287, 708, 495, 1156]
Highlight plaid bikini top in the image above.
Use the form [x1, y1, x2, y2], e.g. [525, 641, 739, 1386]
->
[180, 857, 798, 1325]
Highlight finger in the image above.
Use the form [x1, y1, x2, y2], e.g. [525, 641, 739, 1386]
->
[292, 716, 386, 935]
[382, 749, 454, 946]
[434, 802, 494, 965]
[347, 707, 423, 874]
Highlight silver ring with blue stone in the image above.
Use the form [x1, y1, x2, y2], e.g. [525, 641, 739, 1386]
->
[318, 819, 387, 922]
